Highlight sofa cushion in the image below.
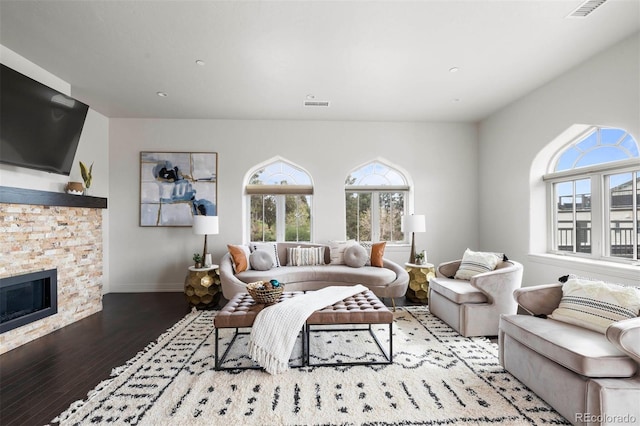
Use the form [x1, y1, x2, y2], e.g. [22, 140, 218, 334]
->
[249, 242, 281, 267]
[227, 244, 251, 273]
[454, 248, 501, 280]
[328, 240, 357, 265]
[344, 244, 368, 268]
[500, 314, 638, 378]
[549, 276, 640, 334]
[429, 277, 488, 304]
[250, 250, 273, 271]
[287, 246, 325, 266]
[235, 265, 396, 287]
[370, 241, 386, 267]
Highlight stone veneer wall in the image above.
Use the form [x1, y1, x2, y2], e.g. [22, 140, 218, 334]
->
[0, 203, 103, 354]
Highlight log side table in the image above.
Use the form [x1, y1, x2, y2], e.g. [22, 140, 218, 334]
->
[184, 265, 221, 309]
[404, 262, 435, 304]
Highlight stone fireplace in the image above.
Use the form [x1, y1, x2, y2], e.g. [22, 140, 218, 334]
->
[0, 268, 58, 333]
[0, 186, 106, 354]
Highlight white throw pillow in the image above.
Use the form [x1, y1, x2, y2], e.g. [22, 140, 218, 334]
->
[454, 248, 502, 280]
[343, 244, 368, 268]
[328, 240, 357, 265]
[250, 250, 274, 271]
[287, 246, 325, 266]
[549, 276, 640, 333]
[249, 242, 281, 268]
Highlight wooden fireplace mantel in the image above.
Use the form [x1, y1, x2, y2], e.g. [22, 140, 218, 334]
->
[0, 186, 107, 209]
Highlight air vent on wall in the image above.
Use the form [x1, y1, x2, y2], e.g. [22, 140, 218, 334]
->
[303, 100, 330, 107]
[567, 0, 608, 18]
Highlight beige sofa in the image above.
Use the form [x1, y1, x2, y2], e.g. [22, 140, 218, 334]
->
[219, 242, 409, 306]
[499, 283, 640, 425]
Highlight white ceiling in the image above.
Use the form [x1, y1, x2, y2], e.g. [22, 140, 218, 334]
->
[0, 0, 638, 122]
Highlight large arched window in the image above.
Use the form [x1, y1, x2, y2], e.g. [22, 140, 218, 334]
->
[544, 126, 639, 261]
[345, 160, 409, 243]
[246, 158, 313, 242]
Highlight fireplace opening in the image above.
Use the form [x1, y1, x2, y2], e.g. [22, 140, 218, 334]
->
[0, 269, 58, 333]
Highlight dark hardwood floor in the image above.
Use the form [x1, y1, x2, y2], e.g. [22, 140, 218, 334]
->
[0, 293, 421, 426]
[0, 293, 193, 426]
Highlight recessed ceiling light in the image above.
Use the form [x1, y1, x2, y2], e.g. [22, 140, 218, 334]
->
[449, 67, 459, 73]
[157, 92, 168, 97]
[195, 60, 205, 66]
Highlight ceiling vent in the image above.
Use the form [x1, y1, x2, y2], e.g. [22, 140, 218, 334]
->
[303, 100, 330, 107]
[567, 0, 608, 18]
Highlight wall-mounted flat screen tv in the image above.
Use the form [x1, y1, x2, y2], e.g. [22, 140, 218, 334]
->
[0, 63, 89, 175]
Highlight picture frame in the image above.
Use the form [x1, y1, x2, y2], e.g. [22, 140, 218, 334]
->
[140, 151, 217, 227]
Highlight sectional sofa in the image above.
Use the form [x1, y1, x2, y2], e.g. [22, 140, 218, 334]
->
[219, 242, 409, 307]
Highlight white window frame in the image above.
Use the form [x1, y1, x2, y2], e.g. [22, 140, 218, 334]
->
[345, 159, 412, 244]
[244, 157, 314, 243]
[545, 157, 639, 264]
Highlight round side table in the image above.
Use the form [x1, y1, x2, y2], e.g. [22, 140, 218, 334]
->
[404, 262, 435, 304]
[184, 265, 221, 309]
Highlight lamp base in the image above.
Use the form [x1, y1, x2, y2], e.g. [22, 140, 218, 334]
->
[408, 232, 416, 264]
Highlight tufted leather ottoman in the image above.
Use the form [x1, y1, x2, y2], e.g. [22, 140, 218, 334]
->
[214, 290, 393, 370]
[305, 290, 393, 367]
[214, 291, 305, 370]
[214, 291, 304, 328]
[306, 290, 393, 325]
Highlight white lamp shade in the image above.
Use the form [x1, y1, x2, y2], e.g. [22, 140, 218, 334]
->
[192, 215, 219, 235]
[401, 214, 426, 233]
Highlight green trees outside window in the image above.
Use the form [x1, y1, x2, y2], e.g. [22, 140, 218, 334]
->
[247, 159, 313, 242]
[345, 161, 409, 243]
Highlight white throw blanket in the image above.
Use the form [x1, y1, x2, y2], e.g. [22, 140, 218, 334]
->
[248, 284, 368, 375]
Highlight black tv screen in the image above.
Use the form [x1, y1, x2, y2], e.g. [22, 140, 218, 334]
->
[0, 64, 89, 175]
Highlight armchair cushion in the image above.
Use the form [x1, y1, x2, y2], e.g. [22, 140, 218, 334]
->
[429, 278, 488, 304]
[549, 276, 640, 333]
[454, 248, 502, 280]
[500, 314, 638, 378]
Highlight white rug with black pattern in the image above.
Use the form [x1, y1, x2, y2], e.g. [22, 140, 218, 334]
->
[52, 306, 569, 425]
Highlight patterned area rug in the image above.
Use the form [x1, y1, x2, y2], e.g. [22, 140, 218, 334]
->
[51, 306, 569, 425]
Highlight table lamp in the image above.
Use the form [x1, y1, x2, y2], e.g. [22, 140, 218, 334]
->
[193, 215, 219, 267]
[401, 214, 426, 264]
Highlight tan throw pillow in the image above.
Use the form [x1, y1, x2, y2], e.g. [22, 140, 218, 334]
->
[549, 276, 640, 333]
[454, 248, 501, 280]
[227, 244, 251, 273]
[370, 241, 386, 267]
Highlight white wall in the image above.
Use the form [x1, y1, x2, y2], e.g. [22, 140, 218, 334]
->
[478, 32, 640, 286]
[109, 119, 478, 291]
[0, 45, 111, 292]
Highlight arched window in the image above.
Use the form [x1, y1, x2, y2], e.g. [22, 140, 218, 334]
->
[345, 160, 409, 243]
[545, 126, 639, 261]
[246, 158, 313, 242]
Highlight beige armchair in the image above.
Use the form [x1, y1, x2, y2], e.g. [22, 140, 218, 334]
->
[428, 259, 523, 337]
[500, 283, 640, 425]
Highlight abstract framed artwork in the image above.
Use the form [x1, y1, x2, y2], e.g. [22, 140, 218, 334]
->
[140, 151, 218, 227]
